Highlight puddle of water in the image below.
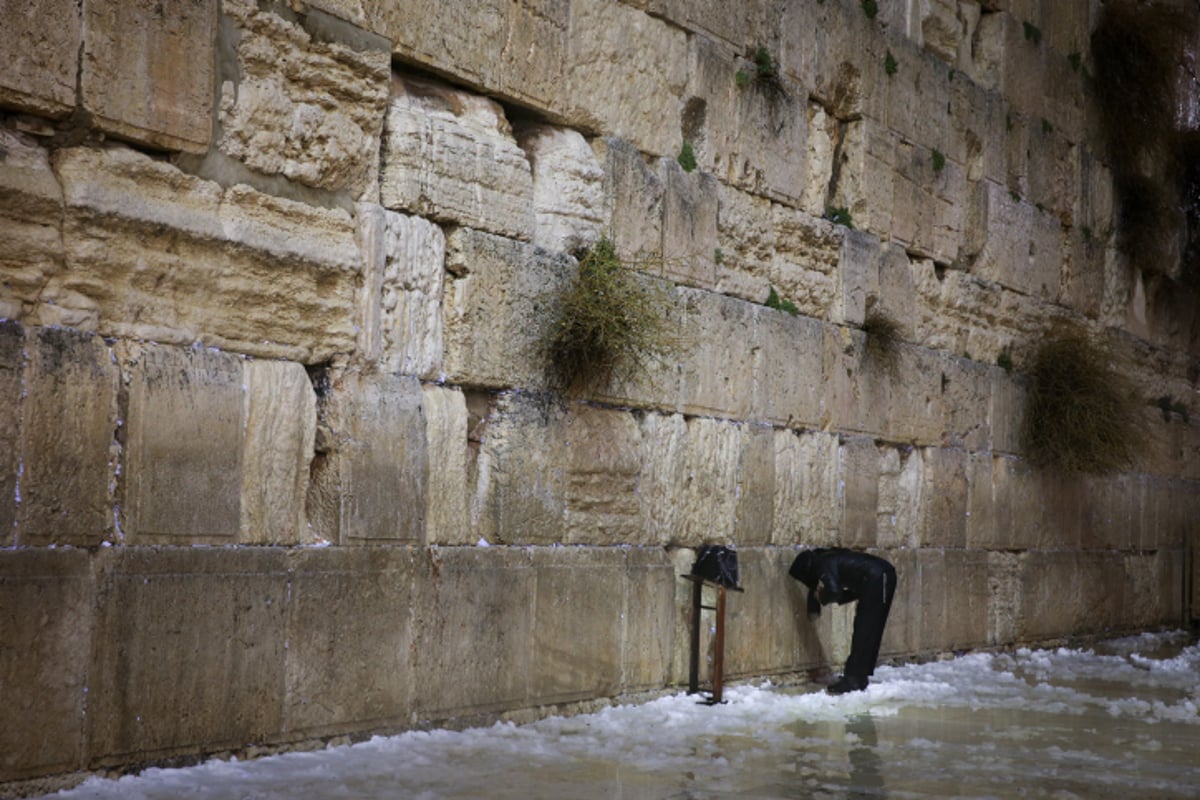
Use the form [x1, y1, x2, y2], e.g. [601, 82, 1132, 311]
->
[40, 632, 1200, 800]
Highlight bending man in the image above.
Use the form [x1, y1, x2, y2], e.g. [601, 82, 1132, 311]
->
[789, 548, 897, 695]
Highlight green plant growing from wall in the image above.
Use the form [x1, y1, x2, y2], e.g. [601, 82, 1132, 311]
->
[736, 46, 787, 107]
[1041, 118, 1053, 135]
[1068, 51, 1083, 72]
[1020, 326, 1144, 474]
[766, 286, 799, 316]
[861, 309, 903, 375]
[997, 345, 1014, 373]
[1154, 395, 1190, 423]
[825, 206, 854, 229]
[931, 148, 946, 173]
[884, 50, 898, 76]
[542, 237, 680, 395]
[678, 140, 698, 173]
[861, 0, 878, 20]
[1023, 21, 1042, 44]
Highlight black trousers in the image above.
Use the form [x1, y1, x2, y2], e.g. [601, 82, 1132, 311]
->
[844, 562, 897, 679]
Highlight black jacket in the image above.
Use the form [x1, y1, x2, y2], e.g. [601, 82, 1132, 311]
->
[789, 548, 893, 618]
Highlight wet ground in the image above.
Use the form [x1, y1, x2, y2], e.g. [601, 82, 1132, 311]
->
[41, 631, 1200, 799]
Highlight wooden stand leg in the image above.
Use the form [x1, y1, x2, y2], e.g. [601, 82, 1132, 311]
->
[712, 584, 726, 704]
[688, 577, 703, 695]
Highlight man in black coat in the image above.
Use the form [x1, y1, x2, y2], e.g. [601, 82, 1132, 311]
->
[789, 548, 897, 695]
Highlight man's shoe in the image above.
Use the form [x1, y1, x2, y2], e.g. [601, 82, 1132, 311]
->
[826, 675, 868, 695]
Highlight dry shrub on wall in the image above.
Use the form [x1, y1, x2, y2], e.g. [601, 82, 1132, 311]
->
[541, 237, 680, 396]
[1021, 326, 1144, 474]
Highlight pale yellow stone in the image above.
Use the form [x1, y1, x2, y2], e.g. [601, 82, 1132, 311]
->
[563, 406, 643, 545]
[421, 384, 470, 546]
[517, 124, 605, 255]
[0, 0, 80, 118]
[675, 416, 741, 546]
[593, 137, 663, 263]
[772, 428, 840, 547]
[382, 74, 534, 240]
[81, 0, 216, 152]
[678, 289, 757, 419]
[0, 129, 63, 319]
[219, 0, 390, 197]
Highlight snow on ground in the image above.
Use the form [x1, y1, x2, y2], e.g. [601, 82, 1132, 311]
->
[42, 631, 1200, 799]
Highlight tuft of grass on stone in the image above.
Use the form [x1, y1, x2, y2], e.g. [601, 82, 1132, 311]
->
[678, 140, 697, 173]
[825, 206, 854, 229]
[766, 286, 799, 316]
[997, 345, 1014, 373]
[542, 237, 680, 396]
[931, 148, 946, 172]
[861, 0, 878, 20]
[1020, 325, 1144, 474]
[1023, 21, 1042, 44]
[884, 50, 898, 76]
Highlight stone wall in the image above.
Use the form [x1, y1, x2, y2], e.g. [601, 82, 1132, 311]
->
[1, 0, 1198, 792]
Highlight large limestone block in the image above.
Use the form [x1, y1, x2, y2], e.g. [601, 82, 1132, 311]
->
[949, 76, 1007, 185]
[87, 547, 289, 767]
[241, 359, 316, 544]
[125, 344, 315, 546]
[781, 0, 888, 122]
[369, 0, 568, 111]
[986, 550, 1020, 646]
[839, 435, 881, 549]
[876, 445, 921, 549]
[80, 0, 216, 153]
[772, 204, 843, 320]
[308, 370, 427, 544]
[934, 549, 990, 652]
[0, 129, 64, 320]
[282, 548, 415, 738]
[675, 416, 741, 546]
[661, 161, 719, 289]
[638, 412, 687, 546]
[918, 447, 968, 548]
[966, 453, 1042, 550]
[939, 355, 993, 451]
[218, 0, 390, 197]
[49, 146, 360, 361]
[410, 547, 534, 720]
[971, 10, 1046, 121]
[1074, 550, 1127, 635]
[733, 425, 776, 546]
[725, 548, 808, 678]
[124, 345, 245, 544]
[0, 322, 21, 544]
[713, 182, 773, 304]
[0, 0, 79, 117]
[357, 206, 446, 378]
[470, 391, 566, 546]
[561, 0, 688, 157]
[684, 36, 808, 206]
[1014, 550, 1079, 643]
[16, 327, 118, 546]
[422, 384, 470, 545]
[636, 0, 781, 53]
[0, 549, 93, 783]
[829, 119, 897, 241]
[529, 548, 624, 705]
[837, 226, 879, 329]
[442, 228, 571, 390]
[563, 406, 644, 545]
[517, 124, 605, 255]
[622, 547, 677, 691]
[821, 327, 888, 437]
[969, 180, 1059, 299]
[381, 74, 534, 240]
[678, 289, 757, 418]
[772, 429, 840, 546]
[752, 309, 824, 429]
[593, 137, 664, 263]
[1081, 473, 1137, 551]
[886, 46, 952, 157]
[877, 547, 918, 659]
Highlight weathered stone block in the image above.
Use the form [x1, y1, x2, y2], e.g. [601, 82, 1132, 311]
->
[726, 548, 808, 678]
[410, 547, 534, 720]
[517, 124, 605, 255]
[17, 327, 118, 546]
[675, 416, 741, 546]
[733, 424, 776, 546]
[369, 0, 568, 112]
[50, 146, 360, 361]
[442, 228, 571, 390]
[381, 74, 534, 240]
[1081, 473, 1136, 551]
[218, 0, 390, 197]
[562, 0, 688, 157]
[883, 344, 944, 445]
[594, 137, 663, 263]
[822, 326, 892, 438]
[771, 205, 843, 321]
[0, 549, 93, 783]
[714, 182, 773, 304]
[529, 547, 624, 705]
[840, 435, 880, 549]
[678, 289, 757, 418]
[986, 550, 1020, 646]
[838, 229, 877, 327]
[638, 412, 687, 546]
[81, 0, 216, 153]
[877, 547, 918, 660]
[782, 0, 887, 122]
[773, 429, 840, 547]
[684, 36, 807, 206]
[942, 549, 991, 650]
[422, 384, 471, 546]
[887, 47, 952, 157]
[358, 206, 446, 378]
[661, 161, 719, 289]
[282, 548, 415, 738]
[1075, 550, 1126, 635]
[0, 129, 64, 321]
[1014, 550, 1078, 643]
[0, 0, 80, 118]
[563, 406, 643, 545]
[240, 359, 316, 544]
[830, 119, 896, 241]
[990, 359, 1027, 455]
[919, 447, 968, 548]
[87, 547, 289, 767]
[124, 345, 244, 544]
[309, 370, 427, 544]
[753, 308, 824, 428]
[876, 445, 921, 549]
[622, 547, 678, 691]
[637, 0, 781, 53]
[939, 354, 992, 451]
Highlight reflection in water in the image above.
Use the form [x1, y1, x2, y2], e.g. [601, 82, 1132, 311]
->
[845, 714, 885, 798]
